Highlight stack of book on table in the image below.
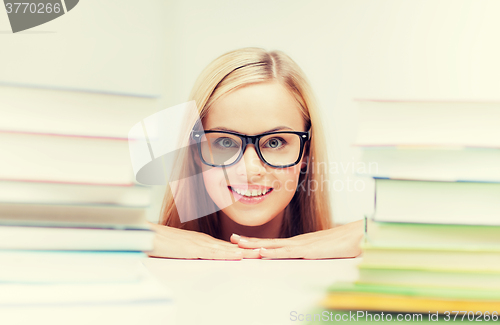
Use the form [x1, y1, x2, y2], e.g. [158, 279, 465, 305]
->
[311, 100, 500, 324]
[0, 85, 172, 324]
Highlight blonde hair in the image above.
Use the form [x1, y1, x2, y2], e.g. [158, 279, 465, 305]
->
[160, 47, 332, 239]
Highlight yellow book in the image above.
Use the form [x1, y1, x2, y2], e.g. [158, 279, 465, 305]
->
[322, 282, 500, 314]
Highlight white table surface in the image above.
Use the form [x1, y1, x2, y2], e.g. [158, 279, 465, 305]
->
[142, 257, 362, 325]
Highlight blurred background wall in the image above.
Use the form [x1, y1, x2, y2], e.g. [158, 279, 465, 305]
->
[2, 0, 500, 224]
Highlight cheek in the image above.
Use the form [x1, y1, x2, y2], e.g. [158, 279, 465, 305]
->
[201, 163, 221, 184]
[201, 167, 237, 209]
[270, 165, 303, 194]
[202, 168, 224, 199]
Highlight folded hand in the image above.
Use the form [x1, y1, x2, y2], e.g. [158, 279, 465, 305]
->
[230, 220, 364, 259]
[148, 222, 261, 260]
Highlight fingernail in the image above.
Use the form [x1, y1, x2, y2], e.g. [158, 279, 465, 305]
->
[260, 247, 267, 254]
[231, 233, 241, 241]
[253, 248, 260, 251]
[239, 238, 248, 243]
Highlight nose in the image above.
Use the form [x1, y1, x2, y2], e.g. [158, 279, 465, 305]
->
[235, 144, 266, 177]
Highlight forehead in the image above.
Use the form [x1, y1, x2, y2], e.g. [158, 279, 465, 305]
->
[203, 82, 306, 134]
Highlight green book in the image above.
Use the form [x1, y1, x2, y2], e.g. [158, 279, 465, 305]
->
[361, 242, 500, 271]
[358, 264, 500, 290]
[327, 282, 500, 300]
[366, 219, 500, 248]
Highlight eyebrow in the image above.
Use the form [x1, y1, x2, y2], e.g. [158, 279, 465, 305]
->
[207, 126, 294, 133]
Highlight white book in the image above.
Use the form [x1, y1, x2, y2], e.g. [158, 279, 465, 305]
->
[0, 262, 174, 325]
[0, 226, 154, 251]
[0, 180, 151, 206]
[374, 179, 500, 225]
[0, 202, 149, 229]
[0, 265, 171, 303]
[0, 85, 159, 138]
[0, 250, 149, 284]
[355, 100, 500, 147]
[0, 302, 175, 325]
[0, 131, 135, 185]
[0, 273, 171, 305]
[358, 146, 500, 182]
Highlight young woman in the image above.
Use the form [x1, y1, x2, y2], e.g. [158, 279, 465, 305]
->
[148, 48, 363, 260]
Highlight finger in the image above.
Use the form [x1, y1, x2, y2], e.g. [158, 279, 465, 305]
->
[230, 235, 267, 243]
[207, 238, 242, 248]
[230, 233, 241, 244]
[198, 247, 244, 260]
[229, 233, 264, 245]
[242, 248, 262, 259]
[237, 237, 294, 249]
[259, 246, 305, 259]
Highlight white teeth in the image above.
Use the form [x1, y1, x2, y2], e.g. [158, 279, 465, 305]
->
[231, 187, 271, 197]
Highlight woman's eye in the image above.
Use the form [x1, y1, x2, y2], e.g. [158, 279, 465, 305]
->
[215, 137, 236, 148]
[264, 138, 285, 149]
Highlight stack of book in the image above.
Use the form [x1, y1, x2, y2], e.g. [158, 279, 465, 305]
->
[0, 84, 159, 254]
[0, 85, 172, 323]
[315, 100, 500, 323]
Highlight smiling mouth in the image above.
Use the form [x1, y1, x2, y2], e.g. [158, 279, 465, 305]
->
[228, 186, 273, 198]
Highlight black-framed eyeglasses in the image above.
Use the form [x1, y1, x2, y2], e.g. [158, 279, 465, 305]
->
[191, 129, 311, 168]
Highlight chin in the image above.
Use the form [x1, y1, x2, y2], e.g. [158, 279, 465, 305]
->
[222, 208, 276, 227]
